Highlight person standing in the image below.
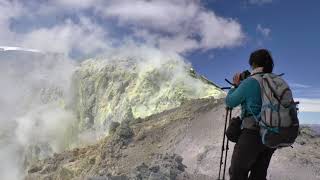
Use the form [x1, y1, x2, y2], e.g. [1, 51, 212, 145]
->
[225, 49, 276, 180]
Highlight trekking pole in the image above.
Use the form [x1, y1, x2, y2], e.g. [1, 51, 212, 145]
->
[218, 107, 232, 180]
[222, 108, 232, 180]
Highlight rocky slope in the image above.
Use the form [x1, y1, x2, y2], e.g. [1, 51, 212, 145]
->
[0, 49, 226, 180]
[26, 98, 320, 180]
[26, 98, 223, 180]
[70, 57, 224, 136]
[4, 50, 319, 180]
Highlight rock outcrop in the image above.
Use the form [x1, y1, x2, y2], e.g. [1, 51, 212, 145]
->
[71, 58, 224, 134]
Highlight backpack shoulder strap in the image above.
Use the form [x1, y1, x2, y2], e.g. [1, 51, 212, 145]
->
[250, 73, 264, 84]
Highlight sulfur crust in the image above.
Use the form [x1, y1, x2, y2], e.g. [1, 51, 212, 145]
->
[72, 58, 225, 134]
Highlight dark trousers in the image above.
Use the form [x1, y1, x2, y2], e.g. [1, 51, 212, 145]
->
[229, 129, 275, 180]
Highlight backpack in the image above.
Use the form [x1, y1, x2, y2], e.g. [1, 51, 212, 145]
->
[251, 73, 300, 148]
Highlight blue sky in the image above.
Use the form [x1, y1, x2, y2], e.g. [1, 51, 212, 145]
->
[187, 0, 320, 124]
[0, 0, 319, 124]
[189, 0, 320, 90]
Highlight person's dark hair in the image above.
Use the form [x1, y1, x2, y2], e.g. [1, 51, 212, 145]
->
[249, 49, 274, 73]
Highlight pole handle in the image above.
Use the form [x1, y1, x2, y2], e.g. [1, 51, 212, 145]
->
[225, 78, 235, 86]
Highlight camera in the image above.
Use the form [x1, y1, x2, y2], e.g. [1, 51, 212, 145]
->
[223, 70, 252, 89]
[239, 70, 251, 81]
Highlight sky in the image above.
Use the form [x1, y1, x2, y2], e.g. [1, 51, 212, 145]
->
[0, 0, 319, 124]
[188, 0, 320, 124]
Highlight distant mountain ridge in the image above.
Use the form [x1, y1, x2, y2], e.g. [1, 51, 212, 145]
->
[306, 124, 320, 136]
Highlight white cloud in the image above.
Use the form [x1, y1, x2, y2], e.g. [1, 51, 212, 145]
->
[296, 98, 320, 112]
[257, 24, 271, 38]
[54, 0, 99, 9]
[101, 0, 197, 32]
[0, 46, 41, 52]
[0, 0, 24, 45]
[0, 1, 109, 57]
[21, 17, 110, 55]
[0, 0, 109, 57]
[0, 0, 244, 56]
[97, 0, 244, 53]
[291, 83, 311, 89]
[158, 34, 200, 53]
[291, 84, 320, 99]
[249, 0, 273, 5]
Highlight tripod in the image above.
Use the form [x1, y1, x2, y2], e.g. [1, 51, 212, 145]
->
[218, 107, 232, 180]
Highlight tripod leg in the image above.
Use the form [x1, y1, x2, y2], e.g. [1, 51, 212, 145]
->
[218, 108, 230, 180]
[223, 140, 229, 180]
[222, 109, 232, 180]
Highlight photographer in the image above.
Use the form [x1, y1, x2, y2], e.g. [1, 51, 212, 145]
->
[225, 49, 275, 180]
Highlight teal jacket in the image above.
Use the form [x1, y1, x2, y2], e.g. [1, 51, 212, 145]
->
[225, 77, 262, 119]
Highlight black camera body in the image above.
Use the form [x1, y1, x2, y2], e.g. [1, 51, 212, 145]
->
[223, 70, 251, 89]
[239, 70, 251, 81]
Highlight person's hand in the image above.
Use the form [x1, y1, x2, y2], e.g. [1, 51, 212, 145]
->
[233, 73, 241, 87]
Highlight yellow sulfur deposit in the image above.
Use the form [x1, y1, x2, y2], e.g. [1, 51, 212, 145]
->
[71, 57, 225, 134]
